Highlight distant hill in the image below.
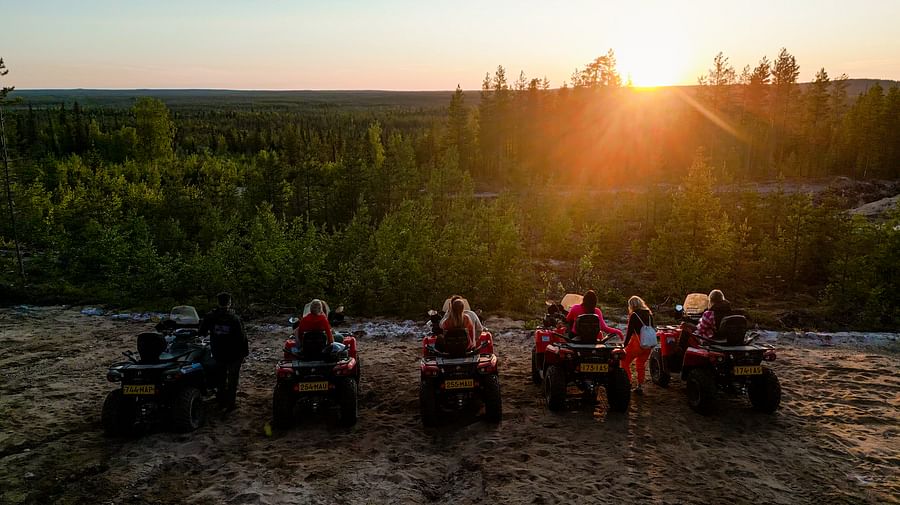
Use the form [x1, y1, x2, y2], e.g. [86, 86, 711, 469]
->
[9, 78, 898, 110]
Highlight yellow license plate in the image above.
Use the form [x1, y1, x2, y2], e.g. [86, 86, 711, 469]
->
[297, 381, 330, 392]
[444, 379, 474, 390]
[123, 384, 156, 395]
[734, 365, 762, 376]
[579, 363, 608, 373]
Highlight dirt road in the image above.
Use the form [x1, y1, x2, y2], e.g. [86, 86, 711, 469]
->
[1, 306, 897, 504]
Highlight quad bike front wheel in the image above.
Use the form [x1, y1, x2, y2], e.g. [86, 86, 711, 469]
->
[606, 367, 631, 412]
[272, 384, 296, 429]
[748, 368, 782, 413]
[686, 369, 717, 415]
[544, 365, 566, 412]
[338, 378, 359, 426]
[530, 348, 542, 385]
[419, 380, 438, 427]
[482, 374, 502, 423]
[649, 350, 670, 388]
[174, 387, 205, 432]
[101, 389, 135, 437]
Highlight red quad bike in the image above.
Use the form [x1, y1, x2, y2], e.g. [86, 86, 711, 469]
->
[532, 294, 631, 413]
[649, 293, 782, 415]
[272, 301, 360, 428]
[419, 298, 502, 426]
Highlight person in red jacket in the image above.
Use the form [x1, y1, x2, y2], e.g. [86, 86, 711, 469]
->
[565, 290, 624, 341]
[294, 299, 334, 344]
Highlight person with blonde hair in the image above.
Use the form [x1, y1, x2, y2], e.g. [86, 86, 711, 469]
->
[622, 295, 653, 394]
[294, 298, 334, 344]
[695, 289, 731, 340]
[440, 297, 476, 349]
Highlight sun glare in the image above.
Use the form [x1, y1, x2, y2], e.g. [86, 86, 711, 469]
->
[613, 19, 689, 87]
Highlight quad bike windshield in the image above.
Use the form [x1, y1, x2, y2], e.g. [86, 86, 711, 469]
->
[682, 293, 709, 318]
[559, 293, 583, 312]
[169, 306, 200, 327]
[441, 297, 471, 312]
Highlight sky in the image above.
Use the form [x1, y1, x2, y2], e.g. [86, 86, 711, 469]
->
[1, 0, 899, 90]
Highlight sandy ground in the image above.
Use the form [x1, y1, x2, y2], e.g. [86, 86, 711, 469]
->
[1, 306, 898, 505]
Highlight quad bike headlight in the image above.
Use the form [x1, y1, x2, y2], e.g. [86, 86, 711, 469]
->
[106, 369, 122, 382]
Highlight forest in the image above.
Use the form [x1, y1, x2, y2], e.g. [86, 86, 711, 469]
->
[1, 50, 898, 328]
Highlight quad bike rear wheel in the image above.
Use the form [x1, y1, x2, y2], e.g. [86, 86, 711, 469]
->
[419, 380, 437, 427]
[530, 348, 542, 384]
[482, 374, 502, 423]
[686, 369, 716, 415]
[606, 367, 631, 412]
[544, 365, 566, 412]
[338, 378, 359, 426]
[748, 368, 781, 413]
[101, 389, 135, 437]
[649, 350, 670, 388]
[272, 384, 296, 429]
[174, 387, 205, 432]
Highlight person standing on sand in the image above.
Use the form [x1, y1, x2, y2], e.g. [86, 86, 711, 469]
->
[622, 295, 653, 395]
[199, 292, 249, 411]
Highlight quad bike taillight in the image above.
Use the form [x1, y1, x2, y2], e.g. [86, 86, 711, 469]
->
[763, 349, 777, 361]
[332, 358, 356, 376]
[421, 363, 440, 377]
[611, 349, 626, 361]
[477, 355, 498, 374]
[708, 351, 725, 364]
[558, 348, 576, 360]
[106, 369, 122, 382]
[276, 364, 294, 379]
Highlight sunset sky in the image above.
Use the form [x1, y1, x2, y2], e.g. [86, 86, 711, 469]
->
[2, 0, 899, 90]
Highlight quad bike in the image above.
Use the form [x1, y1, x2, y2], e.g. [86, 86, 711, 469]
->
[532, 295, 630, 412]
[649, 293, 781, 414]
[102, 306, 215, 436]
[419, 298, 502, 426]
[272, 301, 360, 428]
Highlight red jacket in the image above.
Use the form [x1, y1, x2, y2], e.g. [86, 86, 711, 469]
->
[294, 313, 334, 343]
[566, 304, 624, 339]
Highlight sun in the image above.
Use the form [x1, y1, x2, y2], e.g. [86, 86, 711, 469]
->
[611, 18, 690, 87]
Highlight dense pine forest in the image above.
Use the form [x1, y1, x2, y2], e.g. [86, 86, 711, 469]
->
[1, 50, 898, 327]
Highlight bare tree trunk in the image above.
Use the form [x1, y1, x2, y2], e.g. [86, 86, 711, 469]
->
[0, 104, 25, 280]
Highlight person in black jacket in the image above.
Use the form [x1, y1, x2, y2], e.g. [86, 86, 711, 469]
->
[622, 295, 654, 395]
[199, 292, 249, 411]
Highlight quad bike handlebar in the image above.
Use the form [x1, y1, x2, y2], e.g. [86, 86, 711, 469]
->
[425, 339, 489, 357]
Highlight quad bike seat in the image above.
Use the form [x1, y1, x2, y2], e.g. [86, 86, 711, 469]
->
[573, 314, 600, 343]
[137, 332, 167, 364]
[715, 315, 748, 346]
[437, 327, 470, 357]
[298, 330, 328, 361]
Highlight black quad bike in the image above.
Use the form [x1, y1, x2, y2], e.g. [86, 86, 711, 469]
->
[102, 306, 216, 436]
[272, 304, 360, 428]
[419, 301, 501, 426]
[649, 293, 782, 414]
[537, 313, 630, 413]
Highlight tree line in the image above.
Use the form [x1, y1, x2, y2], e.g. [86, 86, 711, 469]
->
[0, 52, 897, 327]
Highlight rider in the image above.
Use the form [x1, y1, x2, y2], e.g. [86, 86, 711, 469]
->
[440, 298, 476, 350]
[565, 289, 624, 341]
[199, 292, 249, 411]
[679, 289, 731, 349]
[294, 299, 334, 344]
[440, 295, 484, 339]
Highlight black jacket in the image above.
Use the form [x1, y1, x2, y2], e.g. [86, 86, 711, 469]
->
[199, 307, 249, 363]
[624, 309, 653, 347]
